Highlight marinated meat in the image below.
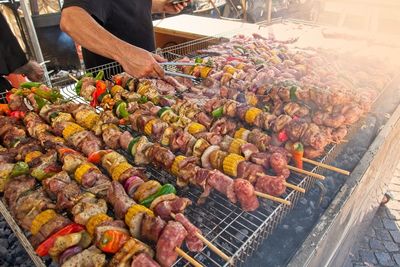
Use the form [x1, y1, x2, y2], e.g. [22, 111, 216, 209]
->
[174, 213, 203, 252]
[107, 181, 136, 219]
[210, 118, 237, 136]
[236, 161, 263, 184]
[207, 170, 237, 203]
[141, 214, 166, 243]
[255, 174, 286, 196]
[131, 253, 160, 267]
[240, 143, 259, 160]
[156, 221, 188, 267]
[4, 176, 36, 208]
[233, 179, 259, 211]
[285, 119, 308, 142]
[153, 197, 191, 220]
[270, 152, 288, 175]
[250, 152, 270, 169]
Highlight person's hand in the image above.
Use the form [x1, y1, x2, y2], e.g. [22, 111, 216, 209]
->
[15, 60, 44, 82]
[117, 43, 167, 78]
[153, 0, 190, 14]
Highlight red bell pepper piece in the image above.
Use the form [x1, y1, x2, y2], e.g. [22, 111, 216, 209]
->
[35, 223, 84, 257]
[97, 230, 129, 254]
[114, 77, 122, 86]
[278, 130, 288, 142]
[88, 150, 113, 164]
[90, 80, 107, 107]
[58, 147, 79, 157]
[9, 111, 26, 120]
[0, 104, 10, 115]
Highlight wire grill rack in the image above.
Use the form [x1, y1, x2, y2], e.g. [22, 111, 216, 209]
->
[51, 67, 336, 267]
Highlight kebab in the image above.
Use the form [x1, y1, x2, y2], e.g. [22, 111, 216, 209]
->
[24, 106, 231, 262]
[2, 114, 205, 267]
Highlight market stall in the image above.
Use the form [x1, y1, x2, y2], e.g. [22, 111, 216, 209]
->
[1, 15, 400, 267]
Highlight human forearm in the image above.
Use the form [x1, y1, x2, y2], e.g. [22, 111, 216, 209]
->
[60, 6, 128, 63]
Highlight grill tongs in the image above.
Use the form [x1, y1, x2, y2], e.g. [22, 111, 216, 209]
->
[160, 62, 203, 81]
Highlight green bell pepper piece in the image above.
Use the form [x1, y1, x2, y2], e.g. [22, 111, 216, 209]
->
[157, 107, 171, 118]
[75, 72, 93, 95]
[140, 184, 176, 207]
[290, 86, 297, 101]
[211, 106, 223, 119]
[195, 57, 203, 64]
[10, 162, 29, 178]
[127, 137, 140, 156]
[138, 95, 148, 104]
[20, 82, 42, 89]
[116, 102, 129, 118]
[34, 95, 47, 110]
[95, 70, 105, 81]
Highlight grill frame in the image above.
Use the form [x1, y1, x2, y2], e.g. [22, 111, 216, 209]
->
[0, 21, 391, 266]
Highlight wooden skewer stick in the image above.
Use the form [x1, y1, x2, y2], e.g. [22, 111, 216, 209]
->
[254, 191, 291, 205]
[170, 213, 231, 262]
[301, 157, 350, 176]
[287, 165, 325, 180]
[175, 247, 203, 267]
[68, 74, 79, 82]
[256, 173, 305, 193]
[284, 182, 305, 193]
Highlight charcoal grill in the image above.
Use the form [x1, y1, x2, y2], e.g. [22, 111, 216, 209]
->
[1, 18, 400, 267]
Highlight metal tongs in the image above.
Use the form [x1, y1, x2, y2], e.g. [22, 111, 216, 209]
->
[160, 62, 202, 81]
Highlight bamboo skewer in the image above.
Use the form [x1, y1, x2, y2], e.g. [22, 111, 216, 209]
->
[301, 157, 350, 176]
[170, 213, 231, 262]
[68, 74, 79, 82]
[284, 182, 305, 193]
[175, 247, 203, 267]
[287, 165, 325, 180]
[255, 191, 291, 205]
[256, 173, 305, 193]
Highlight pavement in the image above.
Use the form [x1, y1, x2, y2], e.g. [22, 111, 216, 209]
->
[348, 167, 400, 267]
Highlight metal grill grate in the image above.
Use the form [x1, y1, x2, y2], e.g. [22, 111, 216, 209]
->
[51, 75, 329, 267]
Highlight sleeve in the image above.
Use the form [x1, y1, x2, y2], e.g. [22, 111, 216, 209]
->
[0, 13, 28, 76]
[62, 0, 111, 25]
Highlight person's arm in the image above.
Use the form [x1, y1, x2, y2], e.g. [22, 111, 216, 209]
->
[60, 6, 165, 78]
[152, 0, 189, 14]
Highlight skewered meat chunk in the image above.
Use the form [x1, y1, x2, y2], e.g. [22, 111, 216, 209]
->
[4, 175, 36, 208]
[71, 195, 108, 225]
[285, 119, 309, 142]
[233, 179, 259, 211]
[247, 129, 271, 152]
[206, 170, 237, 204]
[30, 215, 71, 248]
[156, 221, 188, 267]
[141, 214, 166, 244]
[255, 174, 286, 196]
[131, 253, 160, 267]
[102, 124, 123, 149]
[273, 114, 292, 132]
[270, 153, 287, 176]
[240, 143, 259, 160]
[62, 245, 106, 267]
[147, 144, 175, 170]
[153, 197, 192, 220]
[331, 126, 348, 143]
[250, 152, 270, 169]
[210, 118, 237, 136]
[13, 188, 56, 231]
[236, 161, 264, 184]
[175, 213, 203, 252]
[107, 181, 136, 219]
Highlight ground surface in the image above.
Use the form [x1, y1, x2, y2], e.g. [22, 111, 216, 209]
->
[347, 167, 400, 267]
